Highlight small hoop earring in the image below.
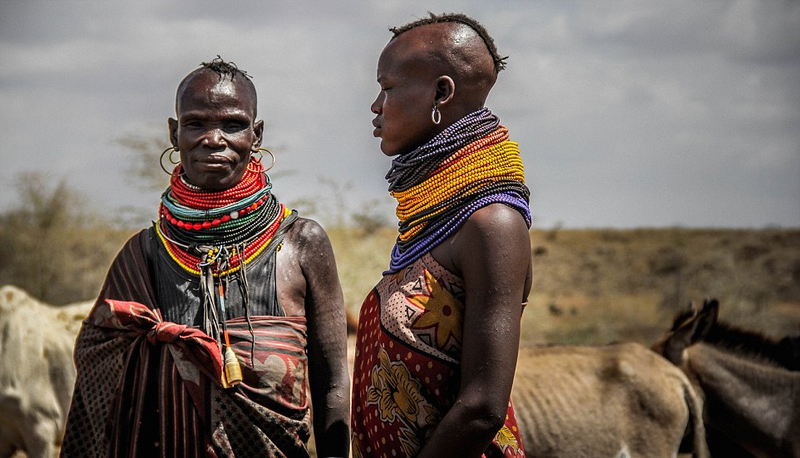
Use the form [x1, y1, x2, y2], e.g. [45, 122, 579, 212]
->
[248, 147, 276, 173]
[431, 104, 442, 125]
[160, 146, 181, 175]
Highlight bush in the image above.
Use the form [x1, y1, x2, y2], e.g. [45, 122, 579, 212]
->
[0, 173, 130, 304]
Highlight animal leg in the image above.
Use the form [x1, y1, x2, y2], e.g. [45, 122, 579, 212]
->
[23, 417, 58, 458]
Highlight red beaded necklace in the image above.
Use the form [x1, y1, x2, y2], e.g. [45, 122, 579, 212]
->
[156, 206, 287, 276]
[157, 160, 286, 276]
[170, 164, 267, 210]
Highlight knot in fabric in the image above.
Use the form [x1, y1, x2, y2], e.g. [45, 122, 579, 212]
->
[147, 321, 189, 344]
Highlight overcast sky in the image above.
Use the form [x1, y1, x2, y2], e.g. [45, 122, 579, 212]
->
[1, 0, 798, 229]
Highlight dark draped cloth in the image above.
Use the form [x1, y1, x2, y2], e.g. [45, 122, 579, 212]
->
[60, 223, 312, 458]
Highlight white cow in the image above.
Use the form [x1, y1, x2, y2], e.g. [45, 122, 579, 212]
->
[0, 285, 92, 458]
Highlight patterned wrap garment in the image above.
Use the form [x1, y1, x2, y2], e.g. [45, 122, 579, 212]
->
[351, 254, 525, 458]
[352, 107, 529, 458]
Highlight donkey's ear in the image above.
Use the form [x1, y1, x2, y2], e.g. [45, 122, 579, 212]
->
[660, 300, 720, 364]
[695, 298, 719, 341]
[661, 314, 702, 364]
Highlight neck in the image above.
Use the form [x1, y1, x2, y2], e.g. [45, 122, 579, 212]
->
[384, 115, 530, 273]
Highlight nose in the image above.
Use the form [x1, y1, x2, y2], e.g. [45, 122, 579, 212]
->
[371, 93, 382, 114]
[203, 128, 226, 147]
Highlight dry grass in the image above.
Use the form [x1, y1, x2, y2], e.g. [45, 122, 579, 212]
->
[326, 225, 397, 313]
[4, 220, 796, 346]
[330, 226, 800, 346]
[6, 225, 799, 458]
[528, 227, 800, 344]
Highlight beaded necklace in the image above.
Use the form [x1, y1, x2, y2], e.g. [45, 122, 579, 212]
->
[386, 108, 531, 273]
[386, 108, 500, 192]
[155, 159, 293, 387]
[156, 160, 285, 277]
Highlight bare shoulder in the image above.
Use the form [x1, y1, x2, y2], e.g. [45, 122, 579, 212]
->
[284, 216, 337, 271]
[457, 203, 530, 248]
[276, 216, 339, 316]
[433, 203, 530, 276]
[286, 217, 331, 247]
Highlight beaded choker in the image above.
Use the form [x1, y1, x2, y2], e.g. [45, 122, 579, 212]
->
[156, 160, 286, 277]
[387, 108, 500, 192]
[386, 108, 531, 273]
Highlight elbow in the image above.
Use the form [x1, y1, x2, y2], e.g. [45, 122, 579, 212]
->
[459, 398, 508, 434]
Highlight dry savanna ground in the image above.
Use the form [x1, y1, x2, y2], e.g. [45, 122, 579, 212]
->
[330, 226, 800, 347]
[6, 226, 800, 458]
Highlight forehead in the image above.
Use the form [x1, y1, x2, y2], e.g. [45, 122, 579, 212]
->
[378, 42, 430, 81]
[176, 71, 256, 115]
[378, 24, 454, 79]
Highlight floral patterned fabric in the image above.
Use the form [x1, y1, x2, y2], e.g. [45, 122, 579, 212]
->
[351, 253, 525, 457]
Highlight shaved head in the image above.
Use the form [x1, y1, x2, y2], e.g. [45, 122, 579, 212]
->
[371, 13, 507, 154]
[390, 12, 507, 73]
[175, 57, 258, 117]
[385, 19, 500, 110]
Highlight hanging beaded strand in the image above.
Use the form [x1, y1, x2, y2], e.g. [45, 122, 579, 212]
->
[155, 156, 291, 387]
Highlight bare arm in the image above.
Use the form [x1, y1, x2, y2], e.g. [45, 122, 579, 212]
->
[418, 204, 531, 458]
[293, 219, 351, 457]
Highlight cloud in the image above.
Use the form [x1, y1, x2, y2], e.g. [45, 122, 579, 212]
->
[1, 0, 798, 228]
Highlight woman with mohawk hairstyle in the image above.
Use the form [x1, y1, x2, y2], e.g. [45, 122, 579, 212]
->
[61, 57, 350, 458]
[351, 13, 531, 458]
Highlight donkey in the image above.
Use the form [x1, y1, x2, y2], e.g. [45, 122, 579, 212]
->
[512, 342, 708, 458]
[653, 299, 800, 458]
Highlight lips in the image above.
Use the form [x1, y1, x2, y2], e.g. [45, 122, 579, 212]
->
[196, 154, 234, 166]
[372, 120, 382, 137]
[191, 155, 234, 174]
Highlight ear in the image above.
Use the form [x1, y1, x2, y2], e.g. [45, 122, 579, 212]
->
[661, 300, 719, 364]
[434, 76, 456, 107]
[0, 285, 27, 313]
[168, 118, 179, 148]
[662, 317, 700, 364]
[252, 119, 264, 148]
[695, 298, 719, 340]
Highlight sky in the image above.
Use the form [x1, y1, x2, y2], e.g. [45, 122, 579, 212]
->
[1, 0, 799, 229]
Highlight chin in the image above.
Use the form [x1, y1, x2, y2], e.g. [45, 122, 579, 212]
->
[380, 143, 402, 157]
[185, 174, 236, 192]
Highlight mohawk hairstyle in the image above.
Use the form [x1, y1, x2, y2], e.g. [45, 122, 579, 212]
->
[200, 55, 252, 81]
[390, 12, 508, 73]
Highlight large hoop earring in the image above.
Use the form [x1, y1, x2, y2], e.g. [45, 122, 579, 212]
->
[248, 147, 276, 173]
[160, 146, 181, 175]
[431, 104, 442, 125]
